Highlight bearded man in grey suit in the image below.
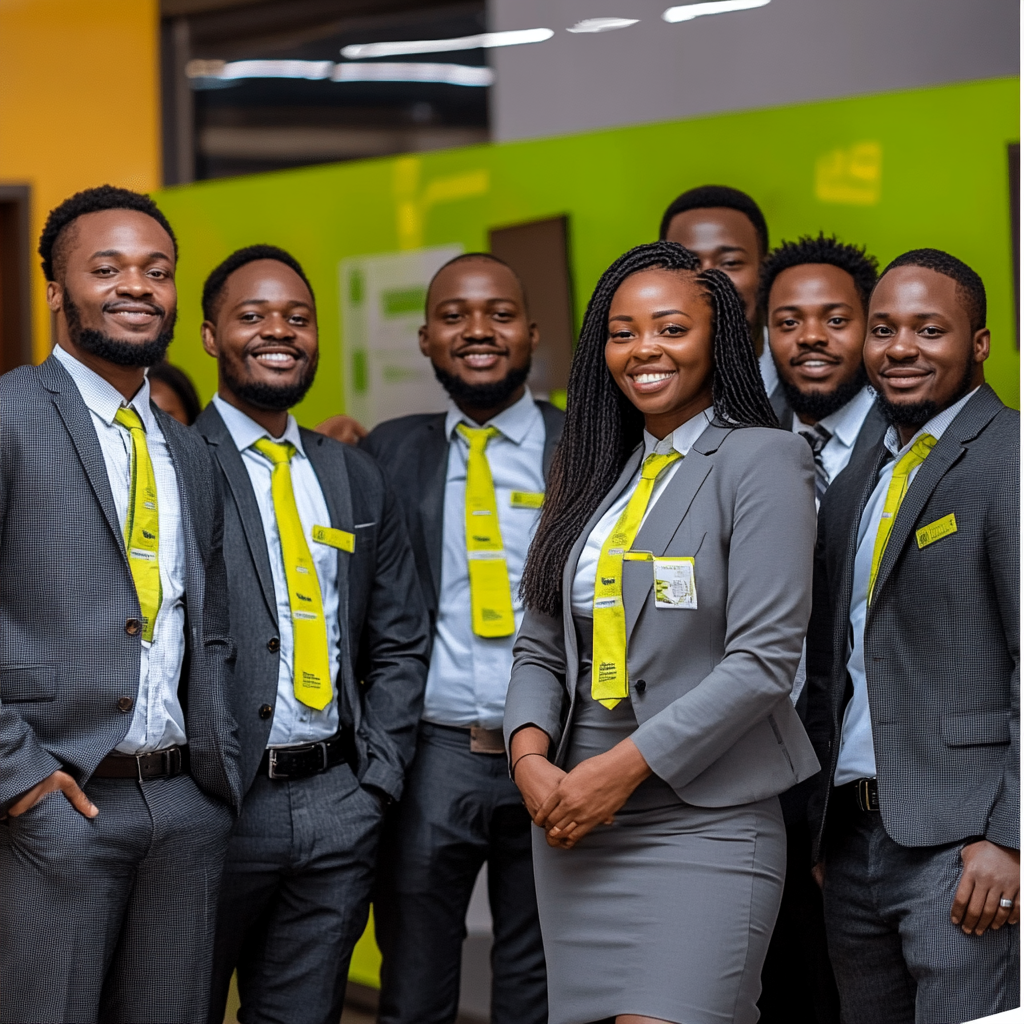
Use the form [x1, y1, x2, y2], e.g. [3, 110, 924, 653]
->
[0, 186, 241, 1024]
[195, 245, 429, 1024]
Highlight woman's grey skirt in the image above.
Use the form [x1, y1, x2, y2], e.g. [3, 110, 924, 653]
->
[532, 795, 786, 1024]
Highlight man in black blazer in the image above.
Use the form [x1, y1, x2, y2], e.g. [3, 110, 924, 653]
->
[363, 253, 561, 1024]
[195, 246, 430, 1024]
[0, 187, 241, 1024]
[806, 249, 1019, 1023]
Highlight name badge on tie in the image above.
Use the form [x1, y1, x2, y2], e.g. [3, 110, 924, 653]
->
[652, 557, 697, 609]
[311, 525, 355, 553]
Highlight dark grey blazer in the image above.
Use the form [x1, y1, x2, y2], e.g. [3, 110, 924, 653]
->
[0, 356, 242, 813]
[806, 384, 1019, 857]
[360, 400, 564, 633]
[196, 404, 431, 799]
[505, 422, 821, 807]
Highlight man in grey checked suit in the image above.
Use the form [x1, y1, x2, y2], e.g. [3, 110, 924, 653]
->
[195, 245, 430, 1024]
[0, 186, 241, 1024]
[806, 249, 1019, 1023]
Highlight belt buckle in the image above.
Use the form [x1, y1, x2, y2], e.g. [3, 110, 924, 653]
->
[856, 778, 878, 812]
[317, 741, 329, 772]
[267, 748, 283, 780]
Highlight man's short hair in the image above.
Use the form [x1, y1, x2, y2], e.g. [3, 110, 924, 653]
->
[658, 184, 769, 255]
[38, 185, 178, 282]
[758, 234, 878, 315]
[202, 244, 315, 322]
[426, 251, 528, 312]
[880, 248, 987, 333]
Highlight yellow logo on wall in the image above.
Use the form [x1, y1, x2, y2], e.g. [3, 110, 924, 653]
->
[815, 141, 882, 205]
[393, 156, 490, 250]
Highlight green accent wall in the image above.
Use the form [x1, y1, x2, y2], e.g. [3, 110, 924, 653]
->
[158, 74, 1020, 418]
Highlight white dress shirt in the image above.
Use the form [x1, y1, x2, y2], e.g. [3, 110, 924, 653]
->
[213, 396, 342, 747]
[759, 328, 780, 398]
[423, 389, 547, 731]
[834, 388, 978, 784]
[571, 407, 716, 620]
[54, 344, 187, 754]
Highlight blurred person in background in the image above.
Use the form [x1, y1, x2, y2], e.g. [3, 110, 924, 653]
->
[149, 359, 202, 425]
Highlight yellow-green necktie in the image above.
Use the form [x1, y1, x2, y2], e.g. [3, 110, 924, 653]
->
[253, 438, 333, 710]
[867, 433, 936, 604]
[592, 451, 681, 708]
[457, 424, 515, 638]
[114, 407, 161, 643]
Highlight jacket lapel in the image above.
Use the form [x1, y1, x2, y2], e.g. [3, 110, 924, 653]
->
[416, 417, 449, 606]
[538, 400, 564, 481]
[156, 406, 202, 604]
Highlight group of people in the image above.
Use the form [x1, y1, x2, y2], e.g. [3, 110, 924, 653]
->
[0, 181, 1015, 1024]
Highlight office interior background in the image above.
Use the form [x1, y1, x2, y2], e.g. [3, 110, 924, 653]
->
[0, 0, 1018, 1019]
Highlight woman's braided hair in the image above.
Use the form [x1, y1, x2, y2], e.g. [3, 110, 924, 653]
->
[520, 241, 777, 616]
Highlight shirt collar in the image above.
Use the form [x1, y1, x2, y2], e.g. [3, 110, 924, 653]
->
[643, 405, 716, 458]
[791, 386, 876, 449]
[212, 393, 306, 458]
[883, 386, 979, 458]
[446, 386, 538, 446]
[759, 329, 780, 396]
[53, 343, 155, 432]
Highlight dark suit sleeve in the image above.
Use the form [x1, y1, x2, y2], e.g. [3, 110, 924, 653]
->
[355, 476, 431, 801]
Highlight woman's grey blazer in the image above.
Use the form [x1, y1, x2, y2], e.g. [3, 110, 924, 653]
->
[504, 421, 821, 807]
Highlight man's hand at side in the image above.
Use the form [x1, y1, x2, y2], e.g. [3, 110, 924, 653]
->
[8, 770, 98, 819]
[951, 839, 1020, 935]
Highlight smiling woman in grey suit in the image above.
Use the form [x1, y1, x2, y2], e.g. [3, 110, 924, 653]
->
[505, 241, 821, 1024]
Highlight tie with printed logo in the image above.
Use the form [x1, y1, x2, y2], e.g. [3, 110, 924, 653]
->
[867, 433, 936, 604]
[253, 438, 333, 710]
[592, 450, 681, 708]
[457, 423, 515, 638]
[114, 407, 162, 643]
[799, 424, 832, 503]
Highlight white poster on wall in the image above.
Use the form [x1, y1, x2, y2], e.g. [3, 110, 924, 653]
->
[340, 245, 463, 429]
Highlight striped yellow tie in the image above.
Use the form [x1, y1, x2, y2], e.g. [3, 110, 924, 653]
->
[253, 438, 333, 710]
[457, 424, 515, 638]
[592, 451, 681, 708]
[114, 407, 162, 643]
[867, 433, 936, 604]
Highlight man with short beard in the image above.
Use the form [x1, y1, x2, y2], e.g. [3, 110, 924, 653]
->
[362, 253, 560, 1024]
[0, 186, 241, 1024]
[194, 245, 429, 1024]
[806, 249, 1019, 1023]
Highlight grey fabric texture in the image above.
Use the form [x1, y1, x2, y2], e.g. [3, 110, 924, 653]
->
[0, 356, 242, 812]
[806, 384, 1020, 855]
[505, 422, 820, 806]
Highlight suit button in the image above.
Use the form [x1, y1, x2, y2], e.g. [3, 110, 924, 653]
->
[267, 637, 280, 653]
[634, 679, 647, 694]
[117, 696, 134, 713]
[259, 704, 273, 720]
[125, 618, 142, 636]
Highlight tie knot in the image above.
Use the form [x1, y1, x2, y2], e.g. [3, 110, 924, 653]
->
[893, 432, 937, 477]
[640, 450, 681, 480]
[799, 425, 832, 456]
[457, 423, 501, 451]
[114, 406, 144, 433]
[253, 437, 296, 465]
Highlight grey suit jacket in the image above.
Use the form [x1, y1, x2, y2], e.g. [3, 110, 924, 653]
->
[0, 356, 242, 813]
[505, 421, 820, 807]
[196, 404, 431, 799]
[806, 384, 1019, 856]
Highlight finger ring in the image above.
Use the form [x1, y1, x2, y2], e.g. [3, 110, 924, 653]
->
[999, 898, 1014, 909]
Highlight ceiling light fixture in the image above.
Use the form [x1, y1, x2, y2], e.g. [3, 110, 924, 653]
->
[662, 0, 770, 23]
[341, 28, 553, 60]
[567, 18, 639, 33]
[185, 59, 494, 87]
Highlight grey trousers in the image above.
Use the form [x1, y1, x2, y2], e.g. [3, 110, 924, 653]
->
[374, 722, 547, 1024]
[0, 773, 233, 1024]
[208, 762, 383, 1024]
[823, 807, 1020, 1024]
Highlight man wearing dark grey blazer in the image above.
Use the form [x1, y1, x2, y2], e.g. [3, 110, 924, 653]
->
[196, 245, 430, 1024]
[0, 187, 241, 1024]
[806, 249, 1019, 1023]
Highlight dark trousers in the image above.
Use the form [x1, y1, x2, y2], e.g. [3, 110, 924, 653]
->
[823, 806, 1020, 1024]
[374, 722, 547, 1024]
[0, 773, 232, 1024]
[208, 763, 383, 1024]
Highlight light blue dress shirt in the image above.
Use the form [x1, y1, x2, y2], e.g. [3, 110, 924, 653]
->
[835, 388, 978, 784]
[213, 395, 341, 747]
[423, 388, 547, 731]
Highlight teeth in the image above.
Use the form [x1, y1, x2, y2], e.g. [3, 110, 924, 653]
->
[635, 372, 674, 384]
[255, 352, 292, 363]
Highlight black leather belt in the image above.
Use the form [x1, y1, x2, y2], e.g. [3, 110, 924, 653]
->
[94, 746, 189, 781]
[837, 777, 880, 813]
[259, 729, 356, 781]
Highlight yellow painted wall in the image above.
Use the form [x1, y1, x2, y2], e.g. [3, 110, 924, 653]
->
[0, 0, 162, 362]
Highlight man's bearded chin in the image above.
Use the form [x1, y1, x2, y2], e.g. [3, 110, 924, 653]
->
[220, 352, 318, 412]
[64, 291, 175, 368]
[432, 360, 531, 408]
[874, 353, 976, 429]
[778, 364, 868, 422]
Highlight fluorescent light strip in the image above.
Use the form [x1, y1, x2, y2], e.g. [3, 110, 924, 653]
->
[662, 0, 770, 23]
[567, 18, 639, 33]
[186, 59, 494, 86]
[341, 28, 553, 60]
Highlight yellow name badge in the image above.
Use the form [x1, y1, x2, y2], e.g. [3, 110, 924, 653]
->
[624, 552, 698, 609]
[916, 513, 957, 549]
[510, 491, 545, 509]
[311, 525, 355, 553]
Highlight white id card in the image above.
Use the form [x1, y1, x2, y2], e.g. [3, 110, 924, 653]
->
[653, 557, 697, 609]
